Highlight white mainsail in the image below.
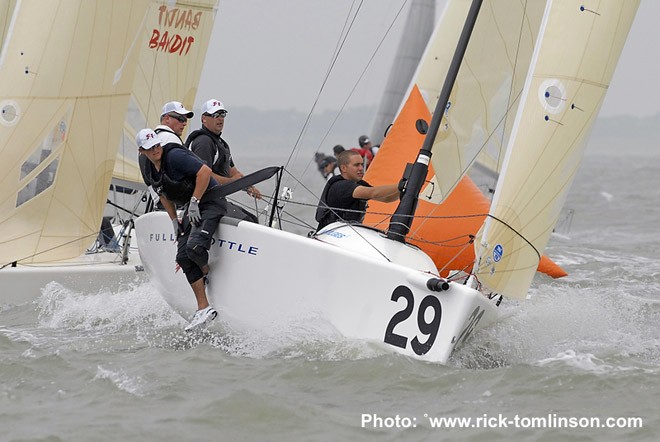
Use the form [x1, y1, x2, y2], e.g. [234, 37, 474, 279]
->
[474, 0, 640, 299]
[0, 0, 150, 265]
[409, 0, 546, 204]
[113, 0, 219, 187]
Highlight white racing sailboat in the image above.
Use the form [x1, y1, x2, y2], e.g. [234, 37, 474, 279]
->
[136, 0, 639, 363]
[0, 0, 219, 304]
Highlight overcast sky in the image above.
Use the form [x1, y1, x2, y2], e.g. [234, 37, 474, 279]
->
[197, 0, 660, 119]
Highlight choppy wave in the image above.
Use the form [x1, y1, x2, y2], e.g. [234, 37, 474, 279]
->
[36, 281, 182, 332]
[452, 273, 660, 370]
[535, 350, 659, 375]
[16, 281, 385, 363]
[94, 365, 147, 396]
[12, 249, 657, 370]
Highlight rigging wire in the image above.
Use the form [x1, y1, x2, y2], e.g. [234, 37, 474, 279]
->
[305, 1, 410, 162]
[282, 0, 409, 199]
[239, 161, 542, 275]
[282, 0, 367, 171]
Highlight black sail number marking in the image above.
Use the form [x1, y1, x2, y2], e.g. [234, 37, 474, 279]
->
[384, 286, 414, 350]
[455, 306, 484, 346]
[410, 295, 442, 355]
[384, 285, 443, 356]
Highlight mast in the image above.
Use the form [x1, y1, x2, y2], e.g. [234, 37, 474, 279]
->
[387, 0, 483, 242]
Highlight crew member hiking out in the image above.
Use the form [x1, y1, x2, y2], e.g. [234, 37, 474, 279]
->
[136, 128, 226, 331]
[139, 100, 194, 209]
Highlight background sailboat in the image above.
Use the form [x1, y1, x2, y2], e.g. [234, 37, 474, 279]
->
[110, 0, 219, 217]
[0, 0, 219, 303]
[363, 85, 565, 278]
[0, 0, 150, 265]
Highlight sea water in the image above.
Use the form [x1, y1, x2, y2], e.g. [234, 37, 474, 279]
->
[1, 152, 659, 442]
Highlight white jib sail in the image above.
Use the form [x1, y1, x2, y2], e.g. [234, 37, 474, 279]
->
[474, 0, 640, 299]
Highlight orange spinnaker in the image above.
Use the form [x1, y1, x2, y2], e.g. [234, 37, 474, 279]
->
[363, 85, 566, 278]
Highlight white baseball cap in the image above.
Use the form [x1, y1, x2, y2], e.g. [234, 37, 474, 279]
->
[201, 99, 228, 115]
[135, 128, 161, 150]
[161, 101, 194, 118]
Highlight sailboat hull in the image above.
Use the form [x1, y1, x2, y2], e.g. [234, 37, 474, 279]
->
[0, 253, 146, 305]
[136, 212, 499, 364]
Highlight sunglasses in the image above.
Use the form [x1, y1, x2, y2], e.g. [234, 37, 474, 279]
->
[205, 110, 227, 119]
[167, 113, 187, 123]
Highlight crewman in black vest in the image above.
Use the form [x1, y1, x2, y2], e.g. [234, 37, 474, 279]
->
[315, 150, 399, 232]
[186, 99, 260, 222]
[136, 128, 226, 331]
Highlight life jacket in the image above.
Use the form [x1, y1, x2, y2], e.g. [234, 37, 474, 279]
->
[145, 143, 196, 206]
[315, 175, 369, 230]
[154, 126, 183, 145]
[186, 128, 232, 177]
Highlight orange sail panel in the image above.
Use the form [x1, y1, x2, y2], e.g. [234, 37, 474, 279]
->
[363, 85, 566, 278]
